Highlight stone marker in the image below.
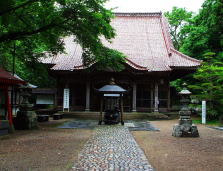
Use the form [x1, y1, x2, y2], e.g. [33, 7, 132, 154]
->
[202, 100, 206, 124]
[172, 83, 199, 137]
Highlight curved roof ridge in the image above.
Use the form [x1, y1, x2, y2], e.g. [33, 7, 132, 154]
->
[72, 62, 95, 70]
[125, 59, 148, 70]
[161, 16, 174, 49]
[114, 12, 162, 17]
[159, 16, 172, 56]
[71, 59, 148, 71]
[170, 48, 201, 63]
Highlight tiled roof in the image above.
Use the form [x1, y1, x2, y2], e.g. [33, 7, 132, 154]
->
[0, 68, 26, 85]
[169, 48, 201, 68]
[42, 12, 201, 71]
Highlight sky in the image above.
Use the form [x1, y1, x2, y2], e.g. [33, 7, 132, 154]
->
[105, 0, 205, 13]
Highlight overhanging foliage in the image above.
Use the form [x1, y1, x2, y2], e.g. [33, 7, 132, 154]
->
[0, 0, 125, 86]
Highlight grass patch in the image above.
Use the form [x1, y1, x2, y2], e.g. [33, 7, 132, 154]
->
[0, 134, 12, 140]
[192, 119, 223, 126]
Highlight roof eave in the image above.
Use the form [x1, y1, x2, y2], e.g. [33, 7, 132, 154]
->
[170, 66, 200, 70]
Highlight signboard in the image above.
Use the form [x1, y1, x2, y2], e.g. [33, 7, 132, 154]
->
[202, 100, 206, 124]
[36, 95, 54, 105]
[63, 88, 70, 111]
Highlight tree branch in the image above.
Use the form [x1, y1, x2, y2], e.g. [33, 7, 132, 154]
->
[0, 24, 54, 42]
[0, 0, 39, 16]
[0, 19, 70, 42]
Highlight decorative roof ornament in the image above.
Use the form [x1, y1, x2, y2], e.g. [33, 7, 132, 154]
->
[179, 83, 191, 95]
[109, 78, 116, 85]
[98, 78, 126, 94]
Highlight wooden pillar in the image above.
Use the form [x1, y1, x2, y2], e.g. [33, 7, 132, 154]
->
[167, 82, 171, 111]
[85, 82, 90, 111]
[120, 94, 124, 125]
[55, 78, 59, 107]
[154, 82, 159, 112]
[150, 84, 153, 111]
[4, 87, 13, 126]
[119, 97, 122, 122]
[14, 87, 17, 115]
[132, 82, 137, 112]
[98, 95, 103, 125]
[54, 89, 57, 106]
[10, 86, 14, 115]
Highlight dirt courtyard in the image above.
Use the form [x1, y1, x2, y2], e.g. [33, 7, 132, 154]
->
[0, 119, 223, 171]
[0, 119, 93, 171]
[133, 120, 223, 171]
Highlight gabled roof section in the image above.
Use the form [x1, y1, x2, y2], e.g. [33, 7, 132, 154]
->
[41, 12, 201, 71]
[0, 68, 26, 85]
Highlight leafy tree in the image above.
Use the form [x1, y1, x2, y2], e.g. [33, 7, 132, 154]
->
[180, 0, 223, 60]
[180, 25, 209, 59]
[188, 52, 223, 120]
[197, 0, 223, 54]
[166, 1, 223, 120]
[164, 7, 193, 50]
[0, 0, 125, 86]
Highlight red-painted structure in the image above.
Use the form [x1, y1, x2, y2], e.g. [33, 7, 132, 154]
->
[0, 68, 25, 126]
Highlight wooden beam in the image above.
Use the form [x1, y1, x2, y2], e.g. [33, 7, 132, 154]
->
[132, 82, 137, 112]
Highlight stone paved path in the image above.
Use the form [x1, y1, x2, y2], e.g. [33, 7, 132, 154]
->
[72, 125, 154, 171]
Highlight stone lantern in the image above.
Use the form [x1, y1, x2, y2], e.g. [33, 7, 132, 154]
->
[14, 86, 37, 129]
[172, 83, 199, 137]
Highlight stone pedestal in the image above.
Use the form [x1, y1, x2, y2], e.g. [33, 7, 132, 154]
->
[13, 87, 37, 130]
[172, 84, 199, 137]
[172, 123, 199, 137]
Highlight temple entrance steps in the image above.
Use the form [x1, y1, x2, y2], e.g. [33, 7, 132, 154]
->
[59, 111, 174, 120]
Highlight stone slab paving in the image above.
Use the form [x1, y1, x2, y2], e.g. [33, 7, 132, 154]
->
[58, 119, 97, 129]
[72, 125, 154, 171]
[207, 126, 223, 131]
[58, 119, 159, 131]
[125, 121, 159, 131]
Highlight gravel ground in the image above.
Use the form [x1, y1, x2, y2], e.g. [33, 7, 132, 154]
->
[1, 119, 223, 171]
[0, 119, 93, 171]
[132, 119, 223, 171]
